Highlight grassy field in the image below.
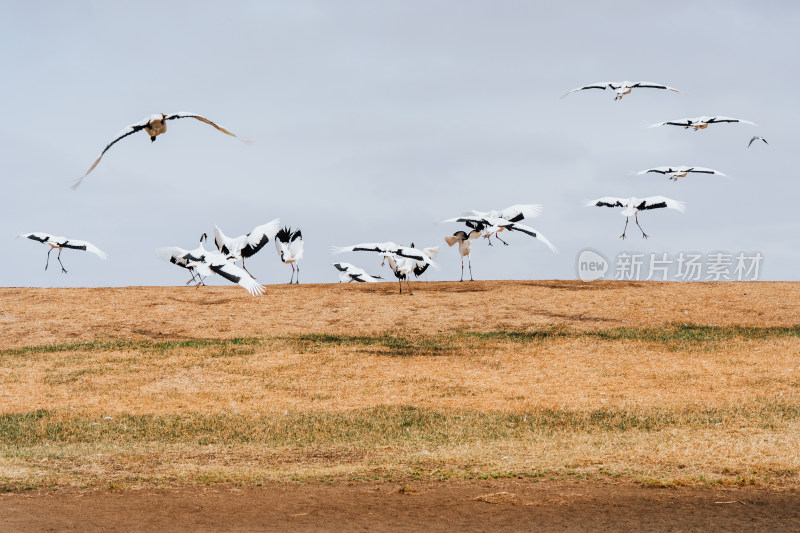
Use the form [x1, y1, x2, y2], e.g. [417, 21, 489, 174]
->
[1, 282, 799, 491]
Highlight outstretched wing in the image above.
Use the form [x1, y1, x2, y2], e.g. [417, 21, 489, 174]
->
[422, 246, 440, 261]
[165, 112, 253, 144]
[209, 260, 265, 296]
[636, 196, 686, 212]
[213, 225, 230, 254]
[708, 116, 756, 126]
[442, 215, 489, 226]
[155, 246, 201, 268]
[560, 82, 611, 99]
[631, 81, 681, 92]
[332, 262, 381, 283]
[18, 232, 55, 243]
[332, 242, 426, 261]
[503, 222, 558, 253]
[648, 118, 693, 128]
[73, 116, 152, 189]
[240, 218, 280, 258]
[684, 166, 727, 176]
[61, 239, 108, 259]
[491, 204, 542, 222]
[636, 167, 674, 175]
[585, 197, 627, 208]
[332, 242, 396, 254]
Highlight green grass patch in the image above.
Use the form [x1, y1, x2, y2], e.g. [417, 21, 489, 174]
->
[4, 324, 800, 361]
[470, 324, 800, 350]
[0, 337, 261, 359]
[291, 333, 454, 357]
[2, 403, 798, 449]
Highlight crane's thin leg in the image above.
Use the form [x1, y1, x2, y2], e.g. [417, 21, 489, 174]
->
[398, 278, 403, 294]
[242, 259, 255, 279]
[406, 278, 413, 295]
[635, 213, 649, 239]
[460, 260, 464, 282]
[486, 235, 494, 246]
[496, 233, 509, 246]
[295, 264, 300, 284]
[468, 255, 474, 281]
[620, 217, 629, 240]
[45, 249, 52, 270]
[57, 249, 67, 274]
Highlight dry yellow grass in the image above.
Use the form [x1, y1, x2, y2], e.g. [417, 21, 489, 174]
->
[1, 282, 799, 490]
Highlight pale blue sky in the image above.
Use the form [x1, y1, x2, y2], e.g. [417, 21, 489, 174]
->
[2, 1, 798, 286]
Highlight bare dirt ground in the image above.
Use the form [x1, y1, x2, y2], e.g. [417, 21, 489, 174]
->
[3, 480, 800, 532]
[2, 281, 800, 530]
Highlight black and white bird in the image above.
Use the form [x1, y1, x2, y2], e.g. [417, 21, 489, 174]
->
[444, 230, 481, 281]
[74, 112, 252, 189]
[332, 262, 383, 283]
[18, 232, 107, 273]
[648, 116, 755, 131]
[155, 233, 210, 285]
[381, 245, 440, 294]
[213, 219, 280, 277]
[442, 214, 558, 252]
[748, 136, 768, 148]
[453, 204, 544, 245]
[408, 243, 440, 279]
[465, 204, 543, 222]
[275, 226, 304, 284]
[157, 245, 265, 296]
[585, 196, 686, 239]
[332, 242, 438, 294]
[636, 166, 728, 181]
[561, 81, 681, 101]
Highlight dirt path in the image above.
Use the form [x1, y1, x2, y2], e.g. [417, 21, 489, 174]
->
[2, 481, 799, 532]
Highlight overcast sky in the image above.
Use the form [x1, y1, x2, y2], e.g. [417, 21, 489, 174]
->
[2, 1, 798, 287]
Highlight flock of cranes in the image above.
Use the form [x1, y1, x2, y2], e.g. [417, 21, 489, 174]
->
[17, 80, 767, 294]
[571, 79, 764, 240]
[155, 220, 304, 296]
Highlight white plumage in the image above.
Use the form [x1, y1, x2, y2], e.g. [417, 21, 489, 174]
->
[332, 242, 432, 262]
[275, 227, 304, 284]
[332, 262, 383, 283]
[157, 243, 265, 296]
[585, 196, 686, 239]
[187, 253, 265, 297]
[19, 232, 107, 273]
[636, 166, 728, 181]
[441, 215, 558, 253]
[214, 219, 280, 277]
[74, 112, 252, 189]
[648, 116, 756, 130]
[466, 204, 542, 222]
[561, 81, 681, 101]
[332, 242, 438, 294]
[444, 230, 481, 281]
[154, 233, 209, 285]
